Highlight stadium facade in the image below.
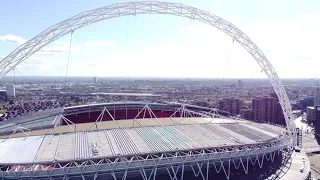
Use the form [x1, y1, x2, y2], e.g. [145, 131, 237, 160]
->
[0, 102, 297, 179]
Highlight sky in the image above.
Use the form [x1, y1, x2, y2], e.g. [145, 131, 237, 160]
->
[0, 0, 319, 78]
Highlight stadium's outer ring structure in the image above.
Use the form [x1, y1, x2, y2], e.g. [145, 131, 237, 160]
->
[0, 102, 296, 179]
[0, 1, 295, 136]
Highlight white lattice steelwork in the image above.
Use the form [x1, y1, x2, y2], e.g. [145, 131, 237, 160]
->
[0, 135, 293, 180]
[0, 1, 295, 137]
[0, 102, 296, 179]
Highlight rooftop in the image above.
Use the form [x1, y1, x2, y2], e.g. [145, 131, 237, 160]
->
[0, 118, 285, 165]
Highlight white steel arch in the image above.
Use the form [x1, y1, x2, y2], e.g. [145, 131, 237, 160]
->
[0, 1, 295, 136]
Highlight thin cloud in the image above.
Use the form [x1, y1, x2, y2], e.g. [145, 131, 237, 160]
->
[20, 58, 46, 65]
[35, 51, 59, 56]
[213, 0, 224, 6]
[87, 63, 97, 67]
[36, 42, 83, 55]
[34, 40, 117, 56]
[0, 34, 116, 56]
[84, 41, 117, 49]
[0, 34, 26, 45]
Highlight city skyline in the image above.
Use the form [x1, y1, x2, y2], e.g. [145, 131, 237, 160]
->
[0, 0, 319, 78]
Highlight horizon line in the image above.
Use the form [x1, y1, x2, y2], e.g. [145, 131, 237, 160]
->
[0, 76, 315, 79]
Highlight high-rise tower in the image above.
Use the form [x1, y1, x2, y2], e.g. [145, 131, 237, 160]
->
[314, 84, 320, 107]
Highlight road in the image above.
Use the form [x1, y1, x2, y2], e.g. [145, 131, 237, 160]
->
[295, 116, 320, 179]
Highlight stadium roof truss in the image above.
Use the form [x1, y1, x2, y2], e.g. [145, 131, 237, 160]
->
[48, 103, 221, 132]
[1, 103, 224, 138]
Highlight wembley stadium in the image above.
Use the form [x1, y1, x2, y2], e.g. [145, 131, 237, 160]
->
[0, 1, 311, 179]
[0, 102, 294, 179]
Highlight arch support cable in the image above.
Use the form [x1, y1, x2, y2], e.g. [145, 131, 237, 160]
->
[65, 30, 74, 83]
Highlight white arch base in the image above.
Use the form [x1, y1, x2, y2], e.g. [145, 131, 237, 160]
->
[0, 1, 296, 139]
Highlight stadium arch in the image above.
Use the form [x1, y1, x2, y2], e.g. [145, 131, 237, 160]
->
[0, 1, 296, 139]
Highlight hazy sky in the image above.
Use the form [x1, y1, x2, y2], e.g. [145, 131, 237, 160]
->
[0, 0, 319, 78]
